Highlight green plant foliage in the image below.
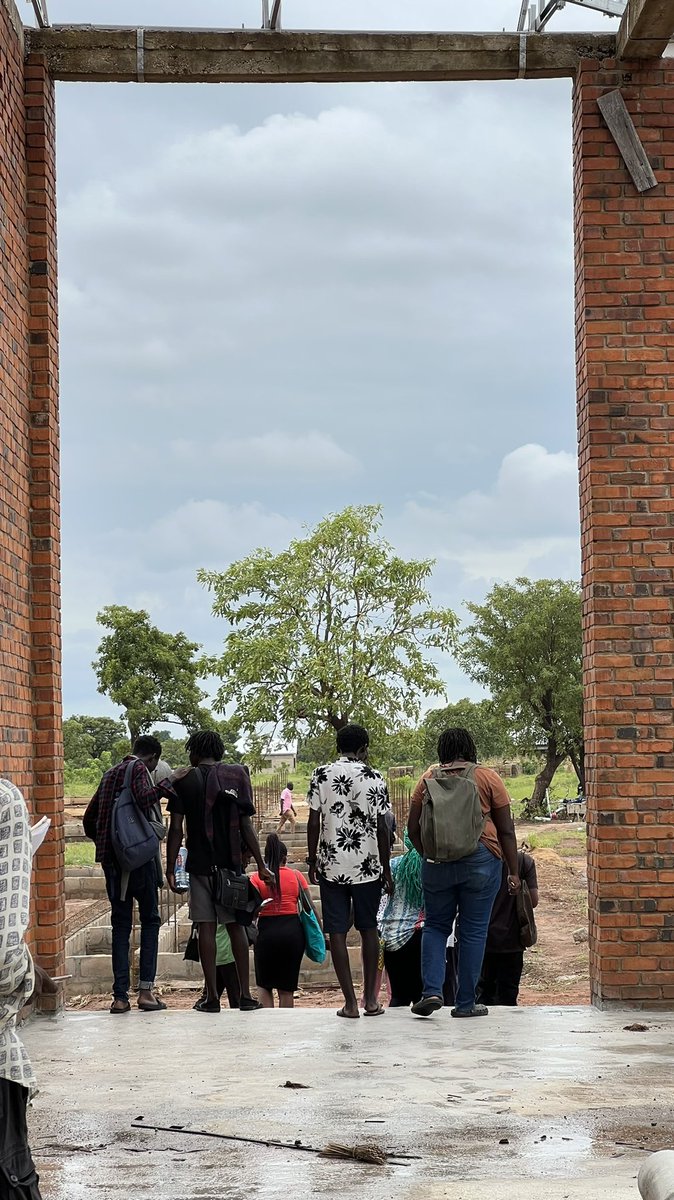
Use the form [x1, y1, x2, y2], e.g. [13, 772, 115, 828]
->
[93, 605, 207, 743]
[199, 505, 456, 744]
[458, 578, 583, 806]
[421, 697, 513, 764]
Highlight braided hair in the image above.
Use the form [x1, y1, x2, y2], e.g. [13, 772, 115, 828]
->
[264, 833, 287, 897]
[185, 730, 225, 761]
[394, 829, 423, 911]
[437, 727, 477, 766]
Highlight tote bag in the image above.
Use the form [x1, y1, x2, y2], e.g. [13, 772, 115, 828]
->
[295, 872, 326, 964]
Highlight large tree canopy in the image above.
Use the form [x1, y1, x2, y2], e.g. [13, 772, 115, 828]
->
[457, 578, 583, 806]
[93, 605, 207, 743]
[199, 505, 456, 742]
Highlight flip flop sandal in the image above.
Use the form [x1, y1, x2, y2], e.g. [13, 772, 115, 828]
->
[336, 1007, 360, 1019]
[450, 1003, 489, 1018]
[194, 998, 221, 1014]
[410, 995, 443, 1017]
[363, 1004, 385, 1016]
[109, 1001, 131, 1014]
[138, 999, 167, 1012]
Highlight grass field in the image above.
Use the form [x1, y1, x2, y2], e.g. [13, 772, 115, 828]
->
[65, 842, 95, 866]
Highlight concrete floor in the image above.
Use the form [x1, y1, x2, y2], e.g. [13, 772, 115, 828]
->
[23, 1006, 674, 1200]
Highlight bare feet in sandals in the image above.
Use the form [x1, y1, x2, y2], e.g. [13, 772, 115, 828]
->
[337, 1005, 360, 1019]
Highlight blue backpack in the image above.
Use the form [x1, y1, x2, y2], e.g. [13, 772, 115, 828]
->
[110, 761, 163, 898]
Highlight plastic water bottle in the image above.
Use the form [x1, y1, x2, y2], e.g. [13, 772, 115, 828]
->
[174, 846, 189, 892]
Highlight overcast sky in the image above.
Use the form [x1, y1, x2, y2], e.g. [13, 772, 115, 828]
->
[45, 0, 620, 722]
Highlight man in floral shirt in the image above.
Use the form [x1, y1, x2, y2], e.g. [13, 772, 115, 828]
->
[307, 724, 393, 1018]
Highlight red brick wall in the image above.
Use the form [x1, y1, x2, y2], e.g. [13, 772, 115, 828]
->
[0, 0, 64, 984]
[575, 57, 674, 1006]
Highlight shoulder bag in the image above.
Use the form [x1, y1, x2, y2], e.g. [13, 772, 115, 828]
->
[295, 871, 326, 963]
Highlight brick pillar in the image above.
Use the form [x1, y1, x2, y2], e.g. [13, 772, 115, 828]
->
[575, 57, 674, 1007]
[0, 0, 64, 985]
[25, 51, 64, 985]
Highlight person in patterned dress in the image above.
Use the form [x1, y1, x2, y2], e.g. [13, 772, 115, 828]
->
[306, 724, 393, 1019]
[0, 777, 43, 1198]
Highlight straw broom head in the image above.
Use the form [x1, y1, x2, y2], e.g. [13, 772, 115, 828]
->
[320, 1143, 387, 1166]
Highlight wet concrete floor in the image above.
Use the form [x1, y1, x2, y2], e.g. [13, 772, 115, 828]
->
[23, 1005, 674, 1199]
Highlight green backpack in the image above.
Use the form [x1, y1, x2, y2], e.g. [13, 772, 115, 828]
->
[420, 763, 486, 862]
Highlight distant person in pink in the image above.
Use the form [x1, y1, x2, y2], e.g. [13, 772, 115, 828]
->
[277, 781, 297, 833]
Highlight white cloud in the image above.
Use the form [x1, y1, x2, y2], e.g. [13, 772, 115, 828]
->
[170, 431, 360, 477]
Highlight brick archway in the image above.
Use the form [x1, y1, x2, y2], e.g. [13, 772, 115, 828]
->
[1, 0, 673, 1005]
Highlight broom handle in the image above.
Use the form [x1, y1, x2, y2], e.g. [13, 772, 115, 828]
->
[131, 1123, 322, 1155]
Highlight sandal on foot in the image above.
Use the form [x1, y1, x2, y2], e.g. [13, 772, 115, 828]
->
[194, 998, 221, 1014]
[138, 999, 167, 1012]
[336, 1006, 360, 1019]
[239, 997, 263, 1012]
[363, 1004, 385, 1016]
[109, 1001, 131, 1014]
[450, 1003, 489, 1018]
[411, 995, 443, 1017]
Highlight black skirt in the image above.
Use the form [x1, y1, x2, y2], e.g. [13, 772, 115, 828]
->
[254, 914, 306, 992]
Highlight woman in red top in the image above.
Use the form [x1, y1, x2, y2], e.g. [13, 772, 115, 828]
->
[250, 833, 322, 1008]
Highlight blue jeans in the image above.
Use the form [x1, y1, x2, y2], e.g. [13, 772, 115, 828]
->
[103, 860, 161, 1001]
[421, 844, 502, 1011]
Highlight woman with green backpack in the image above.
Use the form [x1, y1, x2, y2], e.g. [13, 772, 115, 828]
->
[407, 727, 520, 1019]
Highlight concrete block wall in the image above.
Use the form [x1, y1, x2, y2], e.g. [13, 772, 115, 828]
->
[575, 56, 674, 1006]
[0, 0, 64, 987]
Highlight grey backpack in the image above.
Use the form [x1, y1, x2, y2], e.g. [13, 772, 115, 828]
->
[110, 761, 165, 898]
[420, 763, 485, 862]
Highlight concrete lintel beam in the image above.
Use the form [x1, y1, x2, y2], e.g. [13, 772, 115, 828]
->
[25, 26, 616, 83]
[617, 0, 674, 60]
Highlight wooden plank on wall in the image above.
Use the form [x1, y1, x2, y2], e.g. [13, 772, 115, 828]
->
[597, 89, 658, 193]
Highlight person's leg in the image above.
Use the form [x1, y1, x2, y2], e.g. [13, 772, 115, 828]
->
[443, 942, 459, 1006]
[217, 963, 241, 1007]
[352, 882, 383, 1013]
[104, 865, 132, 1009]
[278, 990, 295, 1008]
[277, 811, 289, 833]
[132, 862, 163, 1009]
[498, 952, 525, 1006]
[361, 927, 382, 1011]
[454, 847, 503, 1013]
[227, 921, 259, 1008]
[0, 1079, 43, 1199]
[258, 987, 275, 1007]
[420, 862, 459, 1001]
[319, 877, 359, 1016]
[198, 921, 219, 1006]
[477, 950, 499, 1005]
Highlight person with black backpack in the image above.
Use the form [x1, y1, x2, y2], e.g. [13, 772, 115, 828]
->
[165, 730, 275, 1013]
[477, 849, 539, 1006]
[407, 727, 520, 1019]
[83, 735, 175, 1015]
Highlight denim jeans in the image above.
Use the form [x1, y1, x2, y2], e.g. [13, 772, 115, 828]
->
[103, 860, 161, 1001]
[421, 844, 502, 1011]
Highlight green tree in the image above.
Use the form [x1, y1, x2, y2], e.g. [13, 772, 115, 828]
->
[421, 698, 513, 765]
[66, 714, 127, 761]
[63, 717, 95, 768]
[297, 728, 336, 768]
[243, 732, 270, 775]
[375, 726, 425, 770]
[457, 578, 583, 809]
[93, 606, 207, 744]
[199, 505, 456, 743]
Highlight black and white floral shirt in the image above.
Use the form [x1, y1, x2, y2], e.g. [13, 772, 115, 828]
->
[307, 757, 391, 885]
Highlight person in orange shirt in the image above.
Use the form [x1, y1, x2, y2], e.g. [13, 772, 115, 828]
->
[250, 833, 323, 1008]
[407, 727, 520, 1019]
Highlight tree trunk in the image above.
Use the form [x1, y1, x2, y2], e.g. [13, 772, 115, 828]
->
[568, 742, 585, 792]
[531, 741, 566, 812]
[128, 719, 140, 745]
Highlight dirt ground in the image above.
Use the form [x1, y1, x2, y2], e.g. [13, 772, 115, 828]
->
[68, 824, 589, 1011]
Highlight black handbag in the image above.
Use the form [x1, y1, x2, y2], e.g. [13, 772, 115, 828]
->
[210, 867, 251, 911]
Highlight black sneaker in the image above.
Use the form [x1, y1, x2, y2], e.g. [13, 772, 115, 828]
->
[411, 995, 443, 1017]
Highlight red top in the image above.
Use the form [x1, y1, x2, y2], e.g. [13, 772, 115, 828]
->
[251, 866, 309, 917]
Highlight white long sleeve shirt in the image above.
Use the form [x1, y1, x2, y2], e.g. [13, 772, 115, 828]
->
[0, 779, 36, 1091]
